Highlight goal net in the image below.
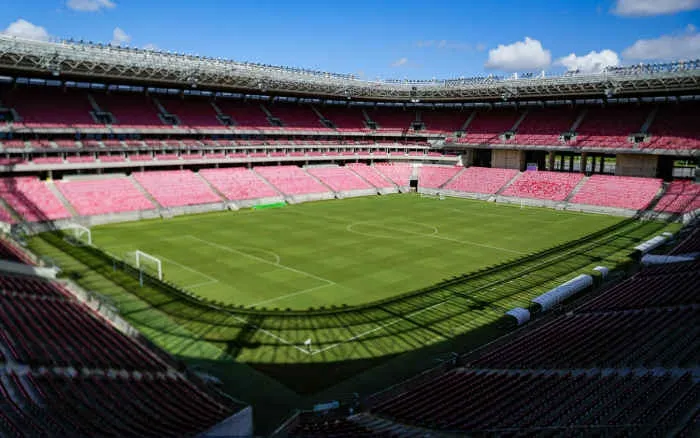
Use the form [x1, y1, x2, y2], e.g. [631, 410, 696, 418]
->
[63, 224, 92, 246]
[124, 250, 163, 281]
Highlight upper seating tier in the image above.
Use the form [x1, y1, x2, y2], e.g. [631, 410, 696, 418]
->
[95, 93, 164, 127]
[4, 86, 96, 128]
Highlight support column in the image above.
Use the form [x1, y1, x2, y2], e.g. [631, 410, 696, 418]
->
[599, 156, 605, 174]
[568, 155, 574, 172]
[580, 152, 588, 174]
[547, 151, 556, 171]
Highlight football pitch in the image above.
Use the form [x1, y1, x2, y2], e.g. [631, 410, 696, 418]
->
[28, 194, 677, 415]
[87, 195, 623, 309]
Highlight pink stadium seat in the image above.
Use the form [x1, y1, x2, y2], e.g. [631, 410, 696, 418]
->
[642, 102, 700, 150]
[2, 140, 27, 150]
[306, 166, 374, 191]
[154, 153, 180, 161]
[460, 109, 521, 144]
[128, 154, 153, 162]
[367, 107, 415, 131]
[418, 165, 462, 189]
[318, 106, 368, 130]
[443, 167, 519, 194]
[254, 165, 330, 195]
[514, 107, 577, 146]
[0, 177, 72, 221]
[421, 109, 470, 133]
[133, 170, 221, 207]
[159, 97, 225, 128]
[216, 100, 271, 128]
[571, 106, 647, 148]
[654, 181, 700, 214]
[374, 163, 414, 186]
[502, 171, 584, 201]
[65, 155, 96, 164]
[200, 168, 280, 200]
[98, 155, 126, 162]
[266, 103, 327, 129]
[4, 87, 97, 128]
[57, 177, 156, 216]
[31, 157, 64, 165]
[570, 175, 662, 210]
[95, 93, 164, 127]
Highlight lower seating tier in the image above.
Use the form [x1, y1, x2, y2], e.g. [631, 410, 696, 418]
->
[370, 369, 698, 435]
[471, 307, 699, 369]
[254, 165, 331, 196]
[570, 175, 662, 210]
[305, 166, 374, 192]
[56, 177, 156, 216]
[501, 171, 584, 201]
[133, 170, 222, 207]
[0, 372, 240, 438]
[443, 167, 519, 194]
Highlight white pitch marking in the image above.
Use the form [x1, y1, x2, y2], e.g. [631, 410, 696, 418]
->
[154, 253, 219, 283]
[184, 235, 335, 285]
[184, 279, 220, 290]
[310, 300, 450, 355]
[247, 283, 336, 308]
[346, 220, 526, 255]
[287, 208, 526, 255]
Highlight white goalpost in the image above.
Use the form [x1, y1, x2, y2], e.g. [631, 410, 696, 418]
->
[125, 250, 163, 284]
[63, 224, 92, 246]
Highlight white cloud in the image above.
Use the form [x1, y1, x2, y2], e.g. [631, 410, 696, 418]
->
[67, 0, 116, 12]
[111, 27, 131, 45]
[557, 49, 620, 73]
[622, 28, 700, 60]
[391, 57, 408, 67]
[2, 19, 49, 41]
[613, 0, 700, 16]
[484, 37, 551, 71]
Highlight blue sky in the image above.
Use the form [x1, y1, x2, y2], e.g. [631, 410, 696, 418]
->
[1, 0, 699, 79]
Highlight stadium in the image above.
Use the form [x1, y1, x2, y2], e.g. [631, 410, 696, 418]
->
[0, 3, 699, 436]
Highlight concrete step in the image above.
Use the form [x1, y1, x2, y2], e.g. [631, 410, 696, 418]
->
[128, 175, 162, 209]
[45, 180, 78, 218]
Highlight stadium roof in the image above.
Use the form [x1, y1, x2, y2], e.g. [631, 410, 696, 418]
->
[1, 35, 699, 103]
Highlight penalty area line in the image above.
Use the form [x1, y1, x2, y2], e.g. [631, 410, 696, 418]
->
[184, 235, 335, 285]
[247, 283, 336, 308]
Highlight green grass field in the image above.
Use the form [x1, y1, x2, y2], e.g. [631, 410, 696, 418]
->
[28, 194, 678, 430]
[88, 195, 624, 309]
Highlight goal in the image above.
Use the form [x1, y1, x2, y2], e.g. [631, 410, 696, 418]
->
[63, 224, 92, 246]
[124, 250, 163, 282]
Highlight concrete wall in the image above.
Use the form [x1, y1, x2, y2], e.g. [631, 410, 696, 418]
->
[615, 154, 658, 178]
[492, 149, 525, 170]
